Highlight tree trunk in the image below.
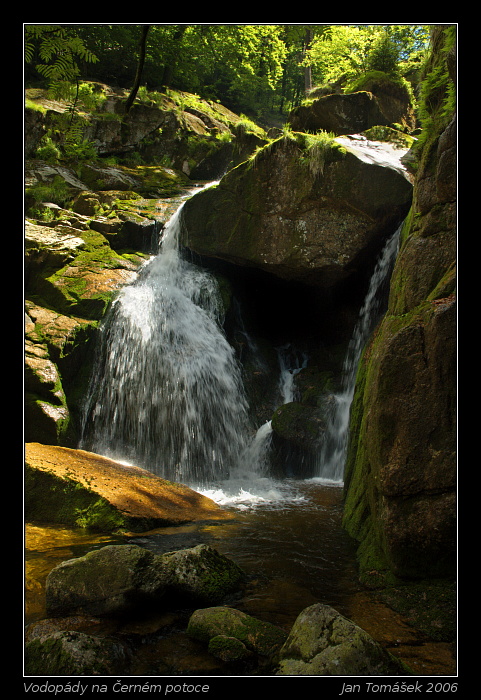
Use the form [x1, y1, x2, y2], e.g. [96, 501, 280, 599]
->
[124, 25, 150, 114]
[304, 28, 314, 96]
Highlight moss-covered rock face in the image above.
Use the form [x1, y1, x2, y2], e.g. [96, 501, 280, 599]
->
[181, 134, 412, 288]
[342, 27, 456, 584]
[25, 85, 268, 177]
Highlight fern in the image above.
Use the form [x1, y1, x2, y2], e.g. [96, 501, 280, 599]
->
[25, 25, 98, 85]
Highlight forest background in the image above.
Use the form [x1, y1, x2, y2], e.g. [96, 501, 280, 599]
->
[24, 24, 432, 130]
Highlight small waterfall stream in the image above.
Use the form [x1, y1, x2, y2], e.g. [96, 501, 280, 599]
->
[316, 224, 402, 482]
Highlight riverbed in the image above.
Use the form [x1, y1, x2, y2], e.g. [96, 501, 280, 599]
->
[25, 480, 456, 677]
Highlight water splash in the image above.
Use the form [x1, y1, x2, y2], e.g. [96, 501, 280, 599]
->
[316, 223, 402, 482]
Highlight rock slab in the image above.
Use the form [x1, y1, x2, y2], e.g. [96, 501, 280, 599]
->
[25, 442, 229, 532]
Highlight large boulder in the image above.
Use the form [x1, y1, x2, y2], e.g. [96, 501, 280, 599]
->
[45, 545, 168, 618]
[289, 91, 390, 135]
[181, 134, 412, 288]
[45, 543, 244, 618]
[25, 443, 229, 532]
[276, 603, 408, 675]
[288, 74, 416, 135]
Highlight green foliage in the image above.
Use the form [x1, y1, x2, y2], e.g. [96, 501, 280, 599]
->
[366, 32, 400, 74]
[26, 175, 72, 208]
[307, 25, 429, 90]
[297, 131, 346, 175]
[25, 25, 432, 120]
[416, 26, 456, 152]
[25, 25, 98, 86]
[35, 136, 61, 163]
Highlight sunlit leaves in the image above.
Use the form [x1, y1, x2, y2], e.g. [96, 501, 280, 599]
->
[25, 25, 98, 83]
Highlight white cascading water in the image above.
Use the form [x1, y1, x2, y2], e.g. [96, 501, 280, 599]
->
[80, 185, 254, 487]
[276, 344, 308, 404]
[316, 223, 402, 482]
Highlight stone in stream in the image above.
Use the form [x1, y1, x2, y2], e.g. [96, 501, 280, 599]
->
[45, 543, 245, 618]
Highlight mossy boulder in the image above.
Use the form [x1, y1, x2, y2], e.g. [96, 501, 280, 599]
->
[289, 73, 416, 135]
[276, 603, 409, 675]
[45, 544, 169, 618]
[271, 402, 326, 450]
[289, 90, 390, 135]
[25, 629, 131, 676]
[160, 545, 245, 605]
[187, 606, 287, 658]
[45, 543, 244, 618]
[181, 134, 412, 288]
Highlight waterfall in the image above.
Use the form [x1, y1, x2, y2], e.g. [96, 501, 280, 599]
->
[316, 223, 402, 482]
[79, 174, 402, 499]
[80, 186, 253, 487]
[276, 344, 308, 404]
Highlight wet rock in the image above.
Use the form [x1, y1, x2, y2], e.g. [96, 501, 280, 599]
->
[45, 543, 243, 619]
[187, 606, 287, 657]
[25, 629, 131, 676]
[181, 134, 412, 289]
[276, 603, 409, 675]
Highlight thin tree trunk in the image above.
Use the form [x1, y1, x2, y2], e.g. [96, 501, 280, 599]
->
[304, 28, 314, 96]
[124, 25, 150, 113]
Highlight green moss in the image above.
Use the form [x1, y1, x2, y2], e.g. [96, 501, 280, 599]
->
[378, 579, 456, 642]
[187, 606, 286, 657]
[345, 70, 415, 107]
[25, 636, 76, 676]
[25, 465, 128, 532]
[362, 125, 415, 149]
